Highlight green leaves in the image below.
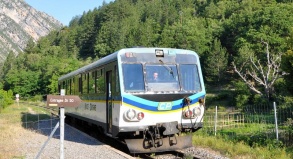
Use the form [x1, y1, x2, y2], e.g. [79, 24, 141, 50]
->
[204, 39, 228, 83]
[1, 0, 293, 100]
[5, 69, 40, 97]
[0, 89, 13, 111]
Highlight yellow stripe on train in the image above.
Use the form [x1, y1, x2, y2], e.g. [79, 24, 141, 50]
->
[122, 102, 199, 114]
[81, 100, 200, 114]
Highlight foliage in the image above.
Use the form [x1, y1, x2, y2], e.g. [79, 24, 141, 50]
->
[0, 0, 293, 102]
[232, 41, 283, 101]
[0, 89, 13, 112]
[203, 38, 228, 84]
[282, 28, 293, 94]
[232, 81, 250, 108]
[1, 1, 293, 157]
[30, 95, 43, 102]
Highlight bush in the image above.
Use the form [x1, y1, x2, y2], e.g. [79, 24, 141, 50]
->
[0, 89, 14, 112]
[30, 95, 43, 102]
[232, 81, 251, 108]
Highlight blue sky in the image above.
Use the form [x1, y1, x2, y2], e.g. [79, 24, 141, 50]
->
[25, 0, 113, 26]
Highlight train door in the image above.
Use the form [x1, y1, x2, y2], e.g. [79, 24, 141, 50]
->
[106, 70, 113, 134]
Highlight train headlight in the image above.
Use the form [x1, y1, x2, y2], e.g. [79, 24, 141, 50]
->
[124, 109, 145, 121]
[126, 109, 136, 120]
[137, 112, 144, 120]
[184, 110, 193, 118]
[193, 107, 201, 117]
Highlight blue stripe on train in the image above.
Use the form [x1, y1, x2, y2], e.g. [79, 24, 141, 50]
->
[122, 92, 205, 111]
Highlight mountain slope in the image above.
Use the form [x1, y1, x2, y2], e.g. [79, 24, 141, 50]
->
[0, 0, 62, 61]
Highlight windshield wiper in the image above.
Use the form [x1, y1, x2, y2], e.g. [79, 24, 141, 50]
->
[159, 60, 174, 76]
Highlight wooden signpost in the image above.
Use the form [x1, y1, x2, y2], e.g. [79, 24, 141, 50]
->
[46, 95, 82, 107]
[39, 90, 82, 159]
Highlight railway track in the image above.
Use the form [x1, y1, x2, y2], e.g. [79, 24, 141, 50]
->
[29, 102, 225, 159]
[65, 117, 204, 159]
[138, 150, 202, 159]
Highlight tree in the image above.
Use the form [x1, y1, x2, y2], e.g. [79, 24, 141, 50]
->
[232, 40, 283, 101]
[281, 27, 293, 94]
[204, 39, 228, 84]
[5, 69, 40, 97]
[221, 1, 293, 57]
[0, 51, 15, 82]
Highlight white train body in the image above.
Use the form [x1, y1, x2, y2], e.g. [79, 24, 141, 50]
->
[59, 48, 206, 153]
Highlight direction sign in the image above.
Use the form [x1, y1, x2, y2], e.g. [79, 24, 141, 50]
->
[47, 95, 82, 107]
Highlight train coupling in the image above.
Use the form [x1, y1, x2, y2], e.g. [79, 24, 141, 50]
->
[125, 121, 193, 153]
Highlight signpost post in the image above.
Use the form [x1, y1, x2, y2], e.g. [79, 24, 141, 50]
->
[46, 89, 82, 159]
[15, 94, 19, 106]
[60, 89, 65, 159]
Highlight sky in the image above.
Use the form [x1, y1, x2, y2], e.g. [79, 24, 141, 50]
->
[24, 0, 113, 26]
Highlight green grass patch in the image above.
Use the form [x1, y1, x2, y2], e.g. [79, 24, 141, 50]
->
[192, 133, 292, 159]
[0, 102, 53, 126]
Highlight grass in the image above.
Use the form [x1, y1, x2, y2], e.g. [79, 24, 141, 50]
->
[1, 102, 292, 159]
[192, 132, 292, 159]
[198, 84, 293, 158]
[0, 104, 26, 159]
[0, 102, 51, 159]
[195, 112, 293, 158]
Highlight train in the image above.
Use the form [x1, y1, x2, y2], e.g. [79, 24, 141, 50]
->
[58, 47, 206, 153]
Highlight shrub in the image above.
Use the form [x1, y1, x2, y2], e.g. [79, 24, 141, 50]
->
[0, 89, 14, 112]
[30, 95, 43, 102]
[232, 81, 250, 108]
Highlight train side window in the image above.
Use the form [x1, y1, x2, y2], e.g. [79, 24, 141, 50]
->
[115, 65, 120, 93]
[82, 73, 88, 94]
[68, 79, 71, 94]
[64, 80, 68, 94]
[96, 69, 105, 94]
[89, 71, 96, 93]
[179, 64, 201, 92]
[62, 81, 65, 89]
[71, 78, 75, 95]
[122, 64, 144, 92]
[79, 76, 82, 94]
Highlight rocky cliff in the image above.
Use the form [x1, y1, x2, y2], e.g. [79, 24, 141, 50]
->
[0, 0, 63, 62]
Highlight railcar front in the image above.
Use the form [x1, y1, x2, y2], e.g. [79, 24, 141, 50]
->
[117, 48, 206, 153]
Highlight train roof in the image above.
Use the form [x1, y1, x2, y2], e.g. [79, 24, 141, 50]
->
[58, 51, 118, 81]
[58, 47, 199, 81]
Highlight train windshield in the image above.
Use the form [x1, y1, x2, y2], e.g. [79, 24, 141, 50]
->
[122, 63, 201, 93]
[179, 64, 201, 92]
[145, 64, 179, 91]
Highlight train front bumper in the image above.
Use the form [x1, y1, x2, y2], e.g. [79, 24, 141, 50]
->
[125, 134, 192, 153]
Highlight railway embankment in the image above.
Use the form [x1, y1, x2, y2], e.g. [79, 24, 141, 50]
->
[0, 103, 134, 159]
[0, 102, 228, 159]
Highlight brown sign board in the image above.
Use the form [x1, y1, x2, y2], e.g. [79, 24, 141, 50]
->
[47, 95, 82, 107]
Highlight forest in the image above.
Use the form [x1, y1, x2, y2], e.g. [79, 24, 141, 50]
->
[0, 0, 293, 109]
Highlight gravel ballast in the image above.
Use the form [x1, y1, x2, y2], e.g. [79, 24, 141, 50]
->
[17, 118, 134, 159]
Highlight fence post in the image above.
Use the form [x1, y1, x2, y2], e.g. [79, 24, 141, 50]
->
[214, 106, 218, 136]
[228, 114, 230, 128]
[273, 102, 279, 140]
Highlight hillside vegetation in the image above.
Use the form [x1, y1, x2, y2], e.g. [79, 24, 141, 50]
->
[0, 0, 293, 107]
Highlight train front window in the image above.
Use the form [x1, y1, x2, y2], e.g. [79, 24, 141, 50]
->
[146, 64, 179, 91]
[179, 64, 201, 92]
[122, 64, 144, 92]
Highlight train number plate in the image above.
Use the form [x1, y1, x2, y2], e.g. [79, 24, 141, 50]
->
[158, 102, 173, 110]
